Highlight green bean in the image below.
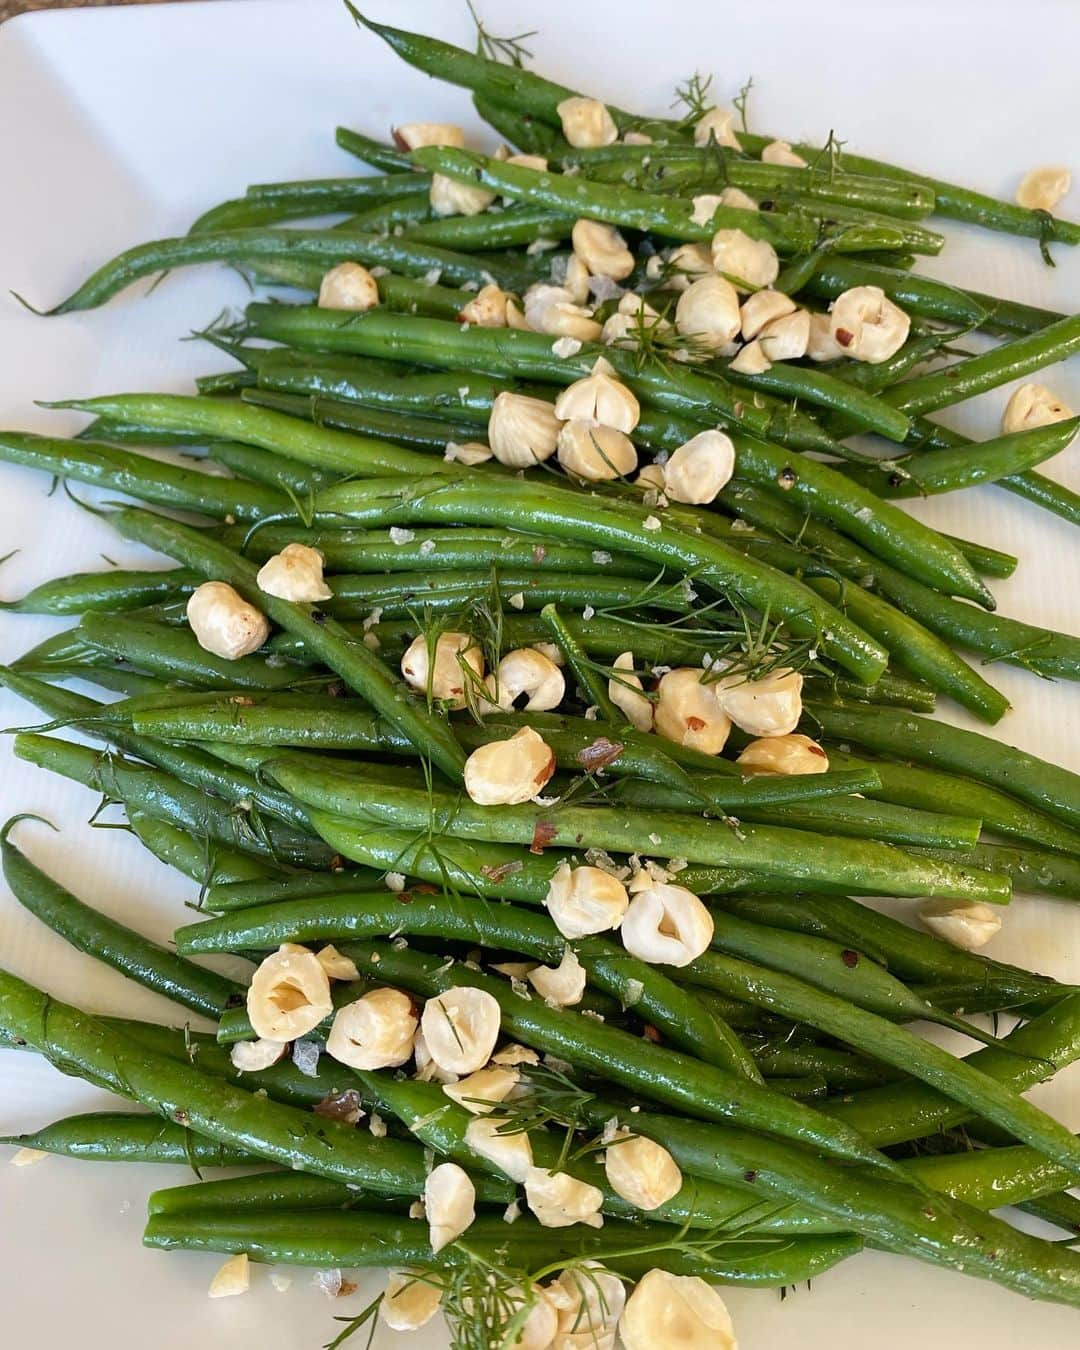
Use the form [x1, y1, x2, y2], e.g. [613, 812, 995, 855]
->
[52, 393, 447, 480]
[176, 890, 757, 1075]
[236, 525, 656, 579]
[884, 313, 1080, 417]
[143, 1207, 855, 1286]
[198, 369, 257, 396]
[0, 432, 286, 521]
[302, 473, 890, 682]
[265, 748, 1010, 901]
[963, 288, 1065, 337]
[721, 480, 1080, 682]
[803, 574, 1008, 723]
[750, 1042, 897, 1091]
[683, 949, 1080, 1175]
[366, 10, 1080, 249]
[570, 145, 936, 217]
[916, 842, 1080, 903]
[801, 257, 990, 328]
[128, 811, 278, 890]
[238, 388, 492, 456]
[241, 303, 843, 455]
[718, 894, 1062, 1003]
[248, 346, 521, 419]
[825, 748, 1080, 855]
[106, 506, 469, 782]
[206, 870, 382, 912]
[808, 702, 1080, 834]
[997, 465, 1080, 527]
[1, 818, 242, 1019]
[539, 601, 621, 721]
[334, 127, 414, 173]
[412, 146, 817, 251]
[188, 173, 431, 233]
[0, 1113, 252, 1166]
[342, 942, 888, 1169]
[0, 967, 511, 1203]
[612, 776, 982, 851]
[206, 440, 343, 494]
[147, 1172, 382, 1214]
[840, 417, 1080, 497]
[12, 729, 328, 869]
[71, 612, 314, 691]
[717, 359, 912, 444]
[33, 229, 542, 314]
[403, 203, 577, 250]
[254, 603, 934, 709]
[828, 992, 1080, 1147]
[0, 566, 200, 616]
[824, 331, 961, 396]
[352, 1072, 806, 1232]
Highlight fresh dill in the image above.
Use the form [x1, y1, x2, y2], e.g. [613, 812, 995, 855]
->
[467, 0, 537, 67]
[671, 71, 715, 129]
[733, 75, 755, 133]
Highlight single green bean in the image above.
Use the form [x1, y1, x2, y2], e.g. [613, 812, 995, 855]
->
[0, 432, 286, 521]
[51, 394, 448, 480]
[0, 1112, 252, 1166]
[334, 127, 414, 173]
[808, 702, 1080, 834]
[240, 388, 486, 455]
[206, 440, 343, 494]
[188, 173, 431, 233]
[0, 566, 200, 616]
[1, 819, 242, 1019]
[143, 1207, 854, 1286]
[840, 417, 1080, 497]
[33, 229, 541, 314]
[612, 776, 983, 851]
[884, 313, 1080, 417]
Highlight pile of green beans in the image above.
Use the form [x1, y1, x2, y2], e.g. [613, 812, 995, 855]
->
[5, 8, 1080, 1336]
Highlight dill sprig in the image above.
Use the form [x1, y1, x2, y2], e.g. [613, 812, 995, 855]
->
[671, 71, 715, 130]
[733, 76, 755, 133]
[467, 0, 537, 68]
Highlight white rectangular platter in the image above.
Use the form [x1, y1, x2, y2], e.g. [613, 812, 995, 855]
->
[0, 1, 1077, 1346]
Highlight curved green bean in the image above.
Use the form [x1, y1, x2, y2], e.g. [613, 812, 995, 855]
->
[0, 1112, 252, 1166]
[1, 818, 242, 1019]
[808, 702, 1080, 834]
[32, 229, 540, 314]
[0, 432, 286, 521]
